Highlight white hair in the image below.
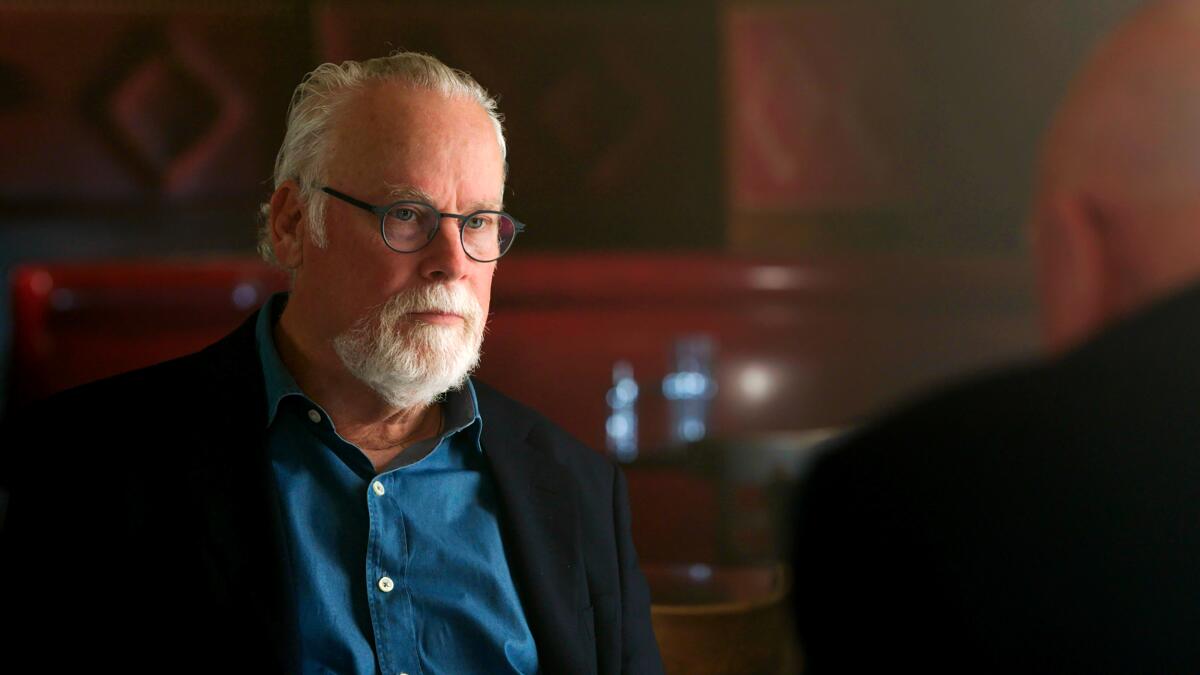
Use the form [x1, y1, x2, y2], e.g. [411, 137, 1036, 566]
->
[257, 52, 506, 266]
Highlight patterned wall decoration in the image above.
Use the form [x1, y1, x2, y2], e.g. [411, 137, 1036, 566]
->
[315, 2, 723, 250]
[725, 2, 921, 252]
[0, 4, 303, 208]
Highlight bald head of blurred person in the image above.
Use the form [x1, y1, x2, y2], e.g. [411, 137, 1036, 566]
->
[793, 3, 1200, 672]
[1034, 0, 1200, 352]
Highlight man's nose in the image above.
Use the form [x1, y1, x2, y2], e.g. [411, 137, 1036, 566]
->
[418, 216, 471, 282]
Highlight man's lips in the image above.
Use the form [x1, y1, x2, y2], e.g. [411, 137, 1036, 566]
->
[405, 310, 463, 325]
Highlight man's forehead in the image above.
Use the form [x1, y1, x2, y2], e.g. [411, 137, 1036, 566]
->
[331, 84, 496, 151]
[326, 85, 505, 206]
[384, 182, 504, 211]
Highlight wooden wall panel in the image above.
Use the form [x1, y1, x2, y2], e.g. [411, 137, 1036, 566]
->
[724, 2, 921, 254]
[0, 5, 303, 209]
[478, 253, 1034, 451]
[727, 3, 918, 211]
[7, 254, 1035, 448]
[5, 253, 1034, 563]
[315, 2, 723, 250]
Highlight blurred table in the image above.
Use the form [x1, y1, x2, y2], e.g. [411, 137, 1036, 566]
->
[646, 562, 799, 674]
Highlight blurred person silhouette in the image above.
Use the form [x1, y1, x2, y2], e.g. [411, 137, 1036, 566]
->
[792, 1, 1200, 671]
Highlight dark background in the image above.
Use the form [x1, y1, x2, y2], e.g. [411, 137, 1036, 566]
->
[0, 0, 1143, 409]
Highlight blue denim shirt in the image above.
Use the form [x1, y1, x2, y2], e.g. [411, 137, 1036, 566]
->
[256, 293, 538, 675]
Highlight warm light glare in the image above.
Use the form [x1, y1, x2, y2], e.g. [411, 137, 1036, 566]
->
[748, 265, 797, 290]
[738, 363, 775, 402]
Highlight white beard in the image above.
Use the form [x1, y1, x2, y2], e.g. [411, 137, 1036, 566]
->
[332, 283, 485, 410]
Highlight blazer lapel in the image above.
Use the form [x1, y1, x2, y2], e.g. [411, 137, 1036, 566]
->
[185, 316, 298, 672]
[480, 391, 592, 674]
[180, 327, 593, 673]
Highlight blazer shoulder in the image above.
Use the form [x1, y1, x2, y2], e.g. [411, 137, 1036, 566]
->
[807, 357, 1057, 489]
[4, 316, 261, 460]
[21, 316, 257, 418]
[4, 317, 262, 490]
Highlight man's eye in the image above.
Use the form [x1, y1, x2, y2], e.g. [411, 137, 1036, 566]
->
[391, 207, 418, 222]
[467, 215, 493, 230]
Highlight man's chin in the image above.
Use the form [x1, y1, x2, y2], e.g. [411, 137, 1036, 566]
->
[367, 356, 479, 409]
[335, 316, 484, 409]
[375, 377, 465, 410]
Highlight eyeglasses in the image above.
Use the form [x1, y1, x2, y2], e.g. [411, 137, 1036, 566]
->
[321, 186, 525, 262]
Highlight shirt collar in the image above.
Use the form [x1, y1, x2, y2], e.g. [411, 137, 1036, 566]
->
[255, 291, 484, 451]
[443, 377, 481, 436]
[445, 377, 484, 456]
[256, 292, 305, 426]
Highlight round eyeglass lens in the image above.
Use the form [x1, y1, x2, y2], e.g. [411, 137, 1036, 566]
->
[383, 202, 438, 252]
[462, 212, 517, 261]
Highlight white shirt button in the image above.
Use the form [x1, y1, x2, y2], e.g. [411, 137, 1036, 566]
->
[378, 576, 395, 593]
[372, 481, 386, 496]
[307, 409, 321, 424]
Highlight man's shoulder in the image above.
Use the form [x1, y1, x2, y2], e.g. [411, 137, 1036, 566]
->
[808, 297, 1200, 509]
[20, 315, 258, 419]
[39, 347, 215, 411]
[3, 316, 261, 481]
[798, 354, 1072, 514]
[827, 285, 1200, 477]
[791, 357, 1073, 658]
[793, 287, 1200, 673]
[833, 357, 1052, 460]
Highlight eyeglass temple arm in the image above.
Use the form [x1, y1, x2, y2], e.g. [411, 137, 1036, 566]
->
[321, 187, 386, 216]
[324, 185, 527, 235]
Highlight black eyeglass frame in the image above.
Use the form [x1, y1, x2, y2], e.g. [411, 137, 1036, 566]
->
[320, 186, 525, 262]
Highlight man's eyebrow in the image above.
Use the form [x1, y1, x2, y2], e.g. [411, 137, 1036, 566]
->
[467, 198, 505, 212]
[385, 183, 505, 212]
[386, 184, 435, 203]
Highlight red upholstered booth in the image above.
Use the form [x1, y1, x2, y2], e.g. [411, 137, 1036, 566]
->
[5, 254, 1033, 562]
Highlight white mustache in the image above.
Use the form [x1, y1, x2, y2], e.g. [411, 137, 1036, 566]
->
[381, 284, 482, 324]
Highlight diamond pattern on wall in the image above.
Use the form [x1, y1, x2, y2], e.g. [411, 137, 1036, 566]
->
[536, 55, 669, 195]
[727, 4, 919, 211]
[109, 53, 220, 176]
[0, 6, 300, 206]
[84, 24, 249, 198]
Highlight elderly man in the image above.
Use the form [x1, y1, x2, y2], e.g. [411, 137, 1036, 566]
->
[792, 1, 1200, 672]
[2, 53, 662, 674]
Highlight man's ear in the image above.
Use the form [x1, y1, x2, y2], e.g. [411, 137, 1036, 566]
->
[269, 181, 306, 269]
[1033, 192, 1112, 353]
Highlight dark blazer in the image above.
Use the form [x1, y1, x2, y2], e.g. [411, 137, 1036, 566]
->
[1, 314, 663, 675]
[792, 282, 1200, 674]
